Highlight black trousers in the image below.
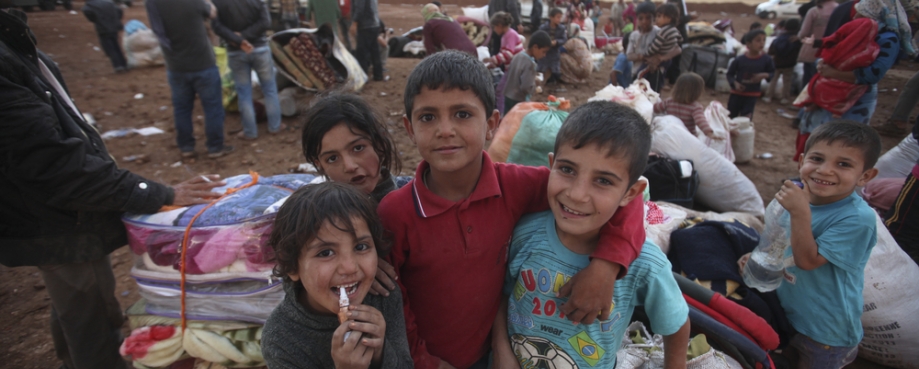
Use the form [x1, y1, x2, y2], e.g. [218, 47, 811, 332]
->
[885, 171, 919, 266]
[38, 256, 128, 369]
[356, 26, 383, 80]
[98, 32, 127, 70]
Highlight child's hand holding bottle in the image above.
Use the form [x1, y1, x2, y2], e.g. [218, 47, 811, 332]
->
[332, 305, 387, 368]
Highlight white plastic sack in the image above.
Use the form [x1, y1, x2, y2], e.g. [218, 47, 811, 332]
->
[858, 214, 919, 368]
[700, 101, 735, 163]
[874, 134, 919, 180]
[123, 29, 164, 68]
[477, 46, 490, 61]
[588, 79, 660, 124]
[651, 116, 765, 216]
[461, 5, 489, 23]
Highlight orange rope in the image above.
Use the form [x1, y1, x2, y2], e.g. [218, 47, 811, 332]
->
[179, 171, 260, 331]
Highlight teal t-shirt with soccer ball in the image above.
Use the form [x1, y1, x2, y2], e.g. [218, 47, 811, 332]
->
[503, 211, 688, 368]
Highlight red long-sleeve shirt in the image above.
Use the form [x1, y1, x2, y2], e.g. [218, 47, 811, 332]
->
[378, 153, 645, 369]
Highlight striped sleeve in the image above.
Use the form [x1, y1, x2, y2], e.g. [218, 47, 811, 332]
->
[646, 26, 680, 56]
[692, 103, 710, 133]
[494, 31, 525, 67]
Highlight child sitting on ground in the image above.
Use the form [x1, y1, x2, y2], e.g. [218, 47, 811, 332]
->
[654, 72, 713, 136]
[380, 50, 645, 369]
[262, 182, 413, 368]
[609, 35, 632, 87]
[738, 121, 880, 369]
[765, 18, 802, 105]
[726, 29, 774, 118]
[643, 3, 682, 74]
[537, 8, 568, 84]
[493, 100, 690, 368]
[484, 12, 525, 69]
[504, 31, 552, 112]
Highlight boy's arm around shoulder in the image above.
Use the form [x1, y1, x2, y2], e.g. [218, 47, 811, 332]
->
[559, 196, 646, 324]
[377, 191, 446, 369]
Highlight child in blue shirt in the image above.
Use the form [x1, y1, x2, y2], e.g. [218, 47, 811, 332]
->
[609, 35, 632, 87]
[493, 101, 690, 369]
[739, 120, 881, 369]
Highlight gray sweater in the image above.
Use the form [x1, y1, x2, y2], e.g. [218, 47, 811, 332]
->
[262, 281, 413, 369]
[504, 51, 537, 102]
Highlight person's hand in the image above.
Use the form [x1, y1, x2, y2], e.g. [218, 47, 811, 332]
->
[776, 179, 810, 217]
[240, 40, 254, 54]
[733, 81, 745, 91]
[558, 259, 621, 325]
[703, 128, 715, 138]
[369, 257, 397, 296]
[552, 40, 558, 47]
[331, 321, 372, 369]
[753, 72, 770, 82]
[346, 304, 387, 365]
[737, 252, 751, 274]
[802, 35, 814, 45]
[171, 175, 225, 206]
[437, 360, 458, 369]
[517, 24, 525, 33]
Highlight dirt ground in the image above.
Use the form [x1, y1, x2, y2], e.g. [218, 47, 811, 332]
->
[0, 1, 912, 368]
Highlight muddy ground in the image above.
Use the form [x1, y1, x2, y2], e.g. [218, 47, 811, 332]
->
[0, 1, 912, 368]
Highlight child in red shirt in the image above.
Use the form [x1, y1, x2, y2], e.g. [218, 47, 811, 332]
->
[378, 50, 645, 369]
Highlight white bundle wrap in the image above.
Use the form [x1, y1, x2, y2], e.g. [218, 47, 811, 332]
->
[858, 214, 919, 368]
[650, 115, 764, 216]
[588, 79, 660, 124]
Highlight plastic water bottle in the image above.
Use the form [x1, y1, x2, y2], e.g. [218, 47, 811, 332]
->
[742, 181, 801, 292]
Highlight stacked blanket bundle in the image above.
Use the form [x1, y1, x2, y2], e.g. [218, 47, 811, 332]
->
[121, 173, 323, 368]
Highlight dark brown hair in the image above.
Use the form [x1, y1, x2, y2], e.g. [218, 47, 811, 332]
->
[671, 72, 705, 105]
[268, 182, 388, 282]
[656, 3, 679, 26]
[490, 11, 513, 27]
[804, 120, 882, 170]
[301, 93, 401, 177]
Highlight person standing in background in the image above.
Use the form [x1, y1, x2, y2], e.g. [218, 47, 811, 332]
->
[608, 0, 625, 36]
[82, 0, 128, 73]
[1, 5, 226, 369]
[352, 0, 383, 80]
[211, 0, 285, 140]
[147, 0, 233, 158]
[797, 0, 837, 88]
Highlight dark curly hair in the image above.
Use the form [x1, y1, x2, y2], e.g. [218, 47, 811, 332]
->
[268, 182, 388, 282]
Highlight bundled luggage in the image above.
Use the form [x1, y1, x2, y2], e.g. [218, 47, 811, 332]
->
[269, 24, 367, 92]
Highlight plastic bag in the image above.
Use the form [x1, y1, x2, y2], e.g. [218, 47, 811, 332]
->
[700, 101, 735, 163]
[124, 173, 319, 321]
[858, 214, 919, 368]
[123, 29, 164, 68]
[650, 116, 764, 216]
[488, 100, 561, 163]
[506, 101, 569, 167]
[588, 79, 660, 123]
[874, 134, 919, 180]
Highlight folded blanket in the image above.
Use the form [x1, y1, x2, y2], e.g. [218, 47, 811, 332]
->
[270, 40, 315, 89]
[289, 34, 337, 89]
[797, 18, 880, 116]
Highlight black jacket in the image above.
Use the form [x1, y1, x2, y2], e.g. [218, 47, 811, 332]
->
[211, 0, 270, 51]
[82, 0, 124, 35]
[0, 9, 173, 267]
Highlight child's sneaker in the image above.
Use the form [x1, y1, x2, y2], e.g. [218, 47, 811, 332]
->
[762, 96, 772, 103]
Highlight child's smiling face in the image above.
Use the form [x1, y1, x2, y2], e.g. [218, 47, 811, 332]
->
[289, 216, 378, 315]
[798, 141, 877, 205]
[403, 87, 498, 180]
[547, 142, 644, 251]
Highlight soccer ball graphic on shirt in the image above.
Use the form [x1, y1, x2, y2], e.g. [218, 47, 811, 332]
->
[511, 334, 578, 369]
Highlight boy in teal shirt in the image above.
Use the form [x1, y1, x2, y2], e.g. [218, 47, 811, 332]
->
[493, 101, 690, 368]
[739, 120, 881, 368]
